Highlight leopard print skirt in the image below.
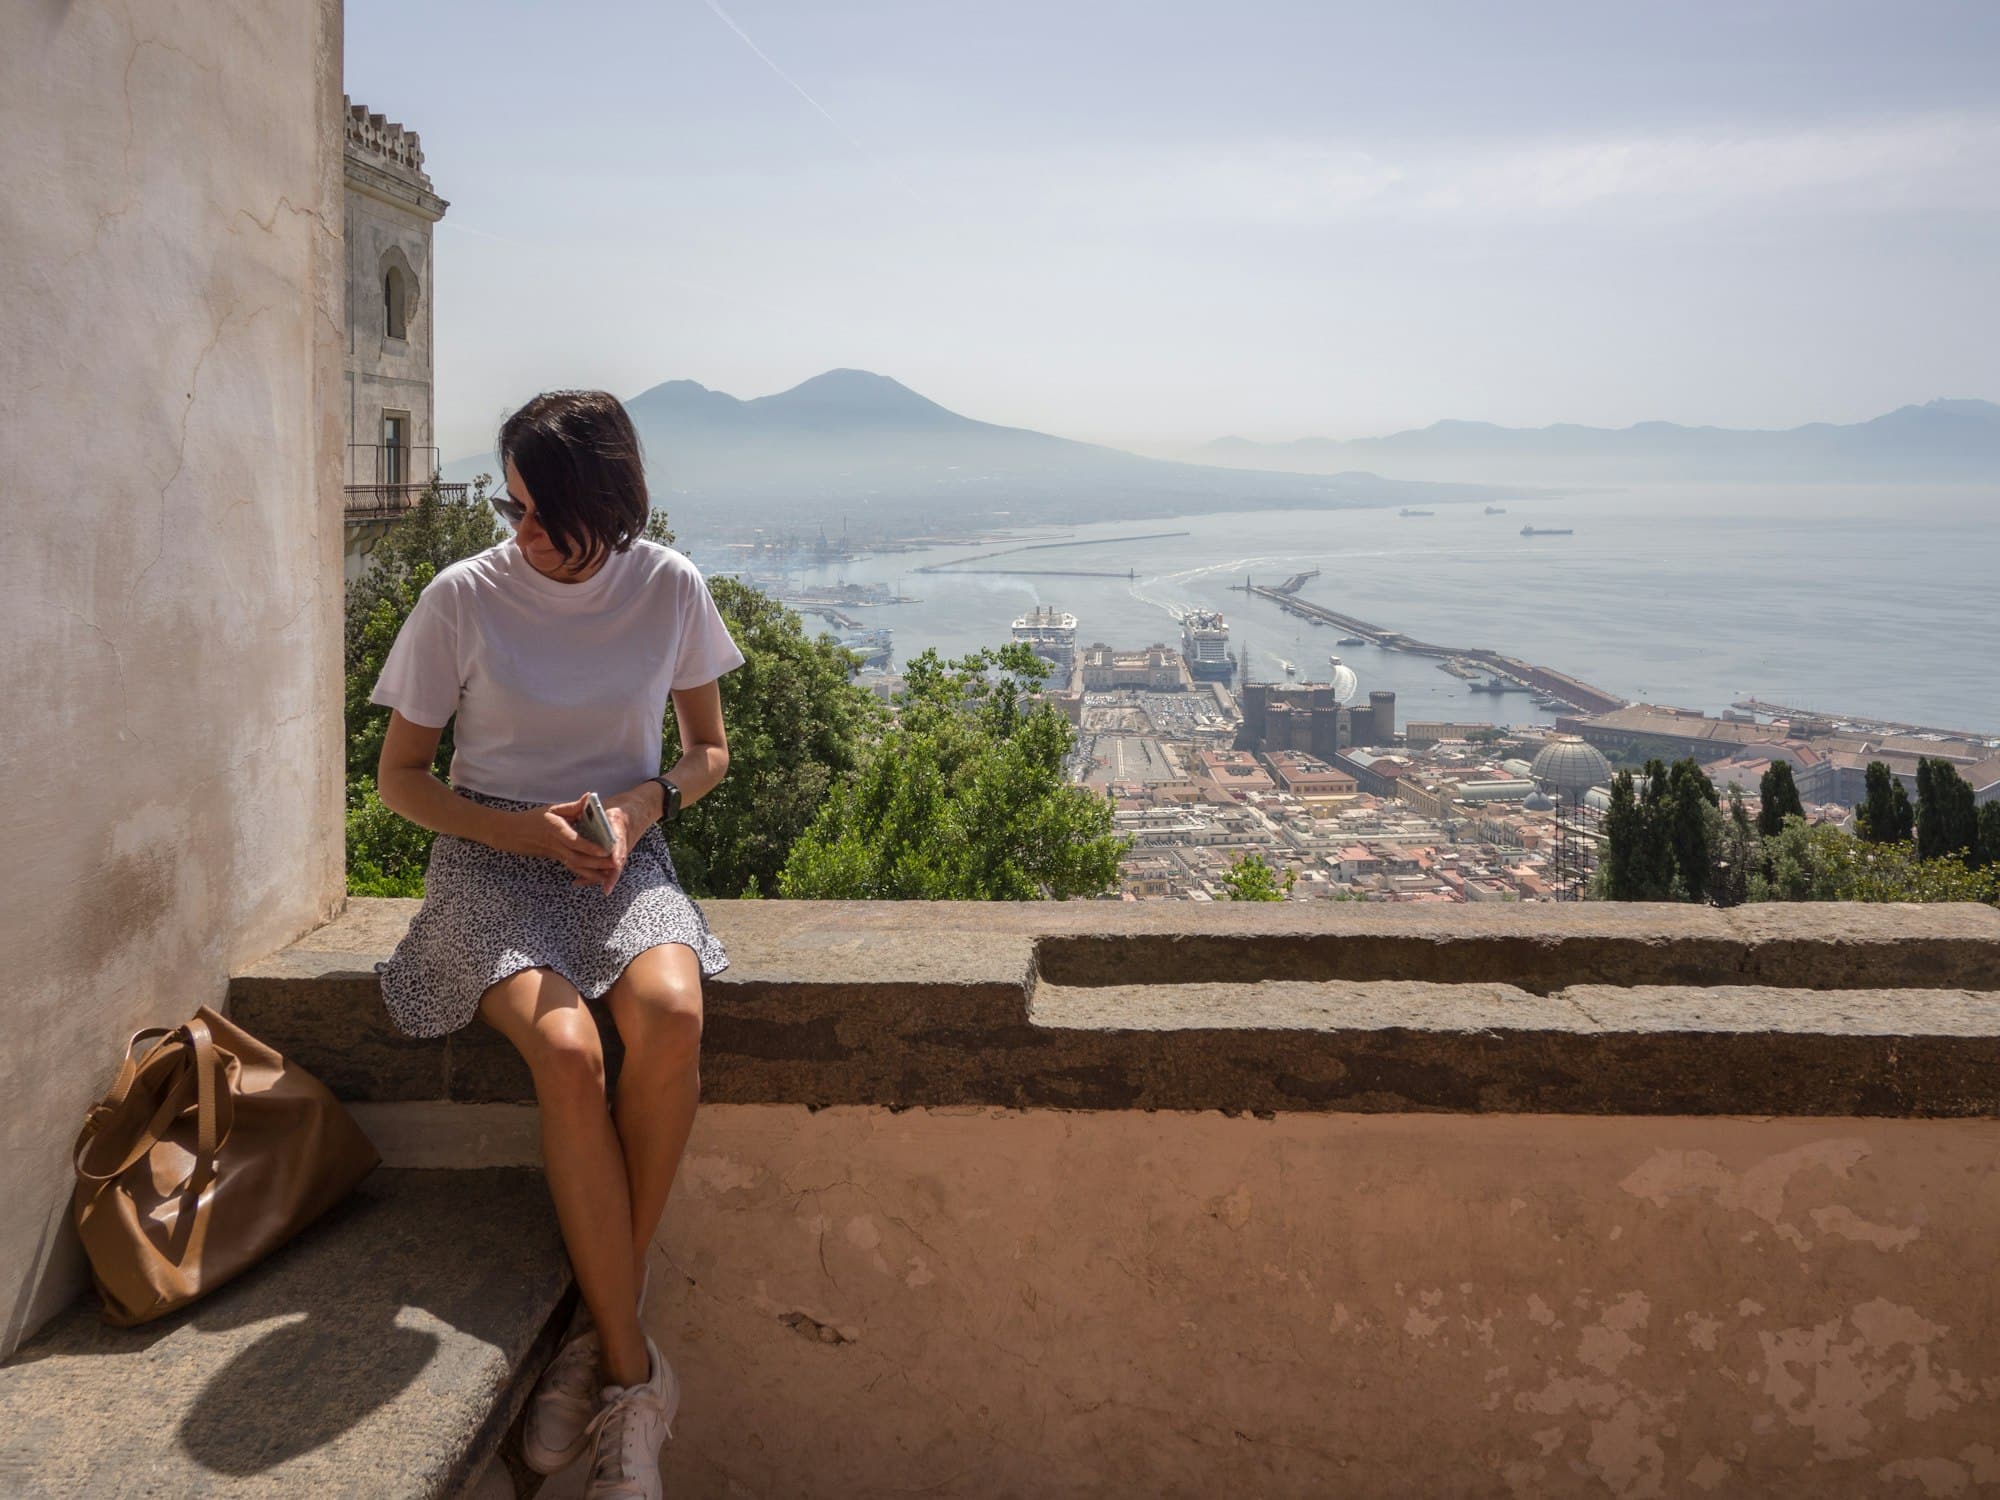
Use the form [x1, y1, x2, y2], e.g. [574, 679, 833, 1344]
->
[376, 788, 730, 1039]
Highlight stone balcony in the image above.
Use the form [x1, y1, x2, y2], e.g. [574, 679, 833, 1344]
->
[9, 899, 2000, 1498]
[257, 900, 2000, 1497]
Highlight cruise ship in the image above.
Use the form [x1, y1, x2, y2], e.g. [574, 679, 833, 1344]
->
[1180, 609, 1234, 680]
[1012, 604, 1078, 676]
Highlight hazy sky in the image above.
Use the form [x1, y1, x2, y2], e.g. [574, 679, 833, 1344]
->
[344, 1, 2000, 459]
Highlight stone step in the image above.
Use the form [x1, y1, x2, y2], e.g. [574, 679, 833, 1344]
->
[226, 898, 2000, 1116]
[0, 1168, 576, 1499]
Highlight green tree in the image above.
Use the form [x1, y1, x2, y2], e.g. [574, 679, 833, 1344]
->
[1756, 761, 1804, 837]
[1598, 758, 1719, 902]
[1916, 758, 1978, 862]
[1977, 801, 2000, 871]
[1600, 770, 1641, 899]
[1666, 758, 1720, 902]
[776, 644, 1128, 899]
[1857, 761, 1913, 844]
[342, 479, 502, 893]
[1713, 786, 1753, 908]
[1750, 819, 1998, 905]
[659, 573, 881, 897]
[1751, 819, 1859, 903]
[1220, 852, 1296, 901]
[344, 478, 502, 785]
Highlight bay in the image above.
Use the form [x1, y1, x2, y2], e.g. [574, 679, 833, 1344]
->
[685, 483, 1999, 738]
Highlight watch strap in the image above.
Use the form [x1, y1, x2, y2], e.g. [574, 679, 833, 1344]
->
[651, 775, 681, 821]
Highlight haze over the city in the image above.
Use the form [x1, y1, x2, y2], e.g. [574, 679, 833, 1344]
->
[343, 1, 2000, 464]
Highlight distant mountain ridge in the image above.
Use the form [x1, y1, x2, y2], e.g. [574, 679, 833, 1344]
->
[1203, 398, 2000, 484]
[448, 369, 1505, 535]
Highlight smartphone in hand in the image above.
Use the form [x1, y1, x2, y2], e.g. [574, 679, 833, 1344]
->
[576, 791, 617, 852]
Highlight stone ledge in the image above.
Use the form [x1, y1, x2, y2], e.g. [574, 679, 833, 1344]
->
[229, 899, 2000, 1117]
[0, 1169, 575, 1500]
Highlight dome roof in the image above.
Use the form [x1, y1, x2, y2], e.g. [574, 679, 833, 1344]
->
[1524, 790, 1557, 812]
[1530, 735, 1612, 795]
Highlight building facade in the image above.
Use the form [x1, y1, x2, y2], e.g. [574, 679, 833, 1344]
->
[343, 100, 451, 578]
[1082, 642, 1185, 691]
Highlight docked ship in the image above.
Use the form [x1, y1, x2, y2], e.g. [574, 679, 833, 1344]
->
[1012, 604, 1078, 677]
[1520, 526, 1574, 537]
[1337, 635, 1366, 647]
[1179, 609, 1234, 681]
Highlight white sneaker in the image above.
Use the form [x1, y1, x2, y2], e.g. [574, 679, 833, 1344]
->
[581, 1336, 679, 1500]
[522, 1268, 654, 1476]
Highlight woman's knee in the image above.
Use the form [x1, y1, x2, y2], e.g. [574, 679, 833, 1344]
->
[523, 1008, 607, 1099]
[616, 969, 704, 1069]
[484, 976, 608, 1104]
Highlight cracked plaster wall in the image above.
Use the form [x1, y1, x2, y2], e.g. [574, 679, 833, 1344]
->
[647, 1107, 2000, 1498]
[0, 0, 346, 1355]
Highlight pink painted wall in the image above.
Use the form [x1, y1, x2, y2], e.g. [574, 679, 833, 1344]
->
[646, 1107, 2000, 1498]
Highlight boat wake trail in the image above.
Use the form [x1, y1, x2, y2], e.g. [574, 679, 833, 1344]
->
[1129, 555, 1295, 620]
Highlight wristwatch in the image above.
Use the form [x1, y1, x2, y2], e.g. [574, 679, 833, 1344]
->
[649, 775, 683, 823]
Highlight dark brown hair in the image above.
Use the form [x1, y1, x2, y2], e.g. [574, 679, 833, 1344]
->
[498, 390, 649, 570]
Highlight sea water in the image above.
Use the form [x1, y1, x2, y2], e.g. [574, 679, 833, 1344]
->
[685, 483, 1999, 737]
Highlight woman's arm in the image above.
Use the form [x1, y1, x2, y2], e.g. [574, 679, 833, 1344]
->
[376, 710, 618, 882]
[375, 711, 514, 843]
[606, 678, 732, 834]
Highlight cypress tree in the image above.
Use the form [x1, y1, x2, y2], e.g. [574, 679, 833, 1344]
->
[1917, 759, 1978, 861]
[1637, 760, 1678, 898]
[1602, 771, 1640, 899]
[1714, 787, 1752, 907]
[1666, 758, 1719, 902]
[1889, 781, 1915, 843]
[1977, 801, 2000, 871]
[1758, 761, 1804, 837]
[1915, 760, 1937, 855]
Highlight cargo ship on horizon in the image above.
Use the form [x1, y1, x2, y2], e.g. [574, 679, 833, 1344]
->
[1520, 526, 1574, 537]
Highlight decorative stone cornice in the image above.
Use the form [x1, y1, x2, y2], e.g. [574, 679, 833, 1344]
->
[342, 97, 449, 221]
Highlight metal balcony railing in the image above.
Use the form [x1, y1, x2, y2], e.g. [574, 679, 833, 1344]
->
[344, 443, 474, 519]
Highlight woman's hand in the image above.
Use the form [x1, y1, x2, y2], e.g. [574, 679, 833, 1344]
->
[500, 798, 624, 893]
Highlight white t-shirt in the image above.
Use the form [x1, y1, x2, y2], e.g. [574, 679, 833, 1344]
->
[369, 537, 746, 804]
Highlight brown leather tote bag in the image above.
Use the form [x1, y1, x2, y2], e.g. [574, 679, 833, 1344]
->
[71, 1005, 380, 1326]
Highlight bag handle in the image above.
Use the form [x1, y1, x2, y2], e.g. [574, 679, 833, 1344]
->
[182, 1014, 234, 1183]
[73, 1021, 235, 1188]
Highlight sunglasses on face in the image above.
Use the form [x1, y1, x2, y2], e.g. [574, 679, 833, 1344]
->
[491, 492, 527, 527]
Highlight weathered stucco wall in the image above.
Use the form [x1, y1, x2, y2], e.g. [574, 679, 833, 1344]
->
[0, 0, 347, 1354]
[647, 1107, 2000, 1499]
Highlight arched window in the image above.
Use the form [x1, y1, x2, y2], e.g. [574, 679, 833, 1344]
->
[384, 266, 407, 340]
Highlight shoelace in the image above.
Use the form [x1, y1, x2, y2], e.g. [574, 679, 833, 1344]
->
[583, 1382, 670, 1499]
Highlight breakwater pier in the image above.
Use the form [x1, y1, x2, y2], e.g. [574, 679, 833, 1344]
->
[1244, 583, 1628, 716]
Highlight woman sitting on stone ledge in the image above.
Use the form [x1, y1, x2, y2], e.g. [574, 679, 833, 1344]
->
[369, 389, 743, 1500]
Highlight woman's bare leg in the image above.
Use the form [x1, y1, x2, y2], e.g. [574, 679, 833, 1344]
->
[604, 944, 705, 1285]
[479, 966, 650, 1387]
